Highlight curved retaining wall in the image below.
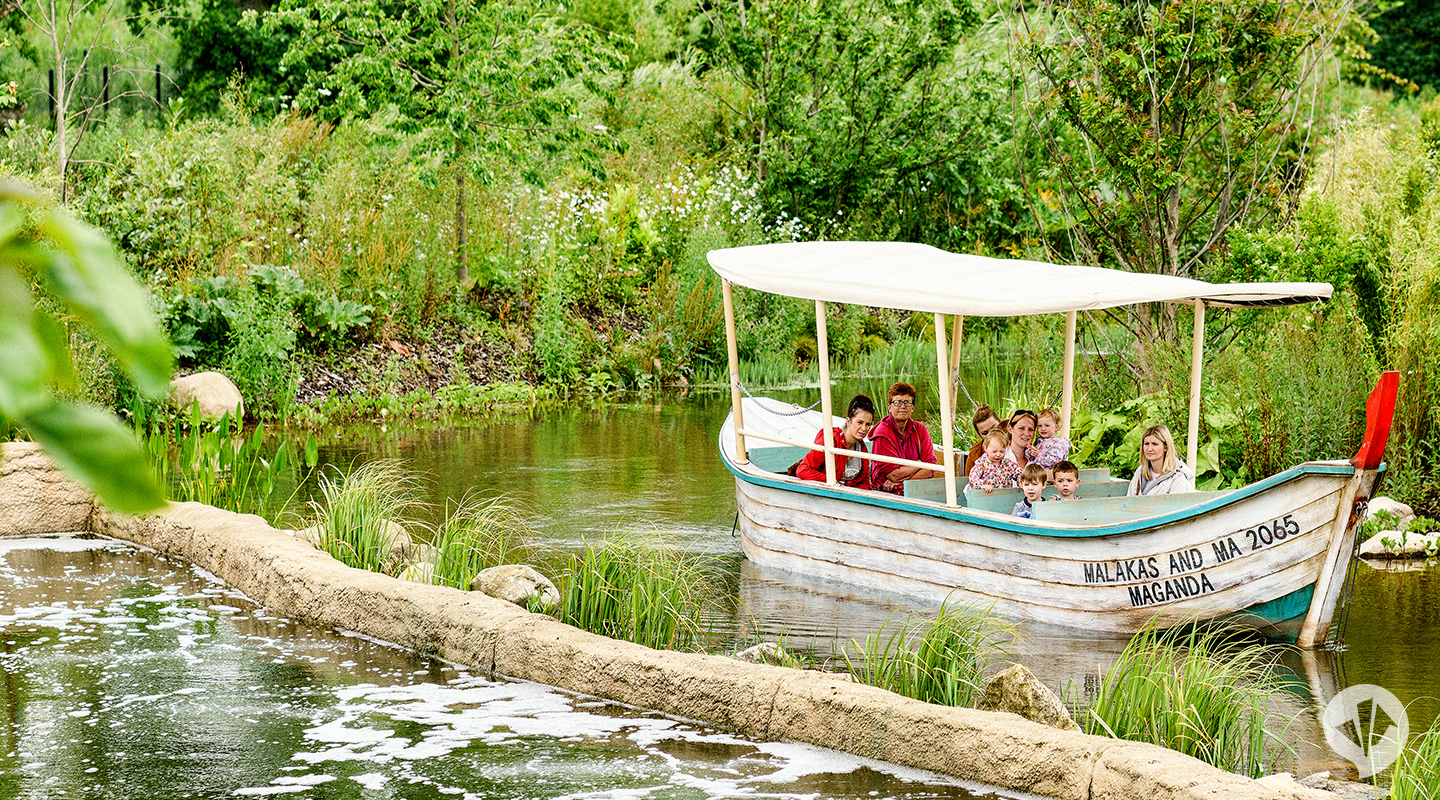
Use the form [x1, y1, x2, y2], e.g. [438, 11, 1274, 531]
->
[0, 442, 1329, 800]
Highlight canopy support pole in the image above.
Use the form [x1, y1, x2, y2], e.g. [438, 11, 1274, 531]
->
[1187, 299, 1205, 470]
[722, 280, 747, 464]
[948, 315, 965, 416]
[816, 301, 837, 485]
[1061, 310, 1076, 440]
[934, 313, 957, 507]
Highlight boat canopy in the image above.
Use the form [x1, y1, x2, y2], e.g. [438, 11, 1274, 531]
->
[708, 241, 1333, 317]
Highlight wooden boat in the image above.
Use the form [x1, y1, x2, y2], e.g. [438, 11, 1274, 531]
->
[710, 242, 1397, 646]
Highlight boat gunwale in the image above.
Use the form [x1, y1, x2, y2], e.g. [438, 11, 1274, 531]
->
[721, 432, 1369, 538]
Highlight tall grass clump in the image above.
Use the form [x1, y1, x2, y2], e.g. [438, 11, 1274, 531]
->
[555, 531, 709, 651]
[1082, 624, 1291, 777]
[310, 460, 426, 575]
[843, 599, 1006, 707]
[1390, 721, 1440, 800]
[427, 493, 533, 589]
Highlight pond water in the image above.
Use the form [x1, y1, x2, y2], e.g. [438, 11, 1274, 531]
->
[0, 536, 1035, 800]
[303, 390, 1440, 779]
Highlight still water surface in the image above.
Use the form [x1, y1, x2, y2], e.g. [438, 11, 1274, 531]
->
[308, 391, 1440, 777]
[0, 536, 1031, 799]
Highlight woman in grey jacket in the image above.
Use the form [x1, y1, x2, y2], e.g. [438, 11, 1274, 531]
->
[1127, 424, 1195, 495]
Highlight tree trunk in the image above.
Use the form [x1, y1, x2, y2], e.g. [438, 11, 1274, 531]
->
[455, 163, 467, 284]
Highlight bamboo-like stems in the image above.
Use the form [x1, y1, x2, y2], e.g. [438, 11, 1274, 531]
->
[816, 300, 837, 485]
[934, 313, 956, 507]
[1187, 299, 1205, 468]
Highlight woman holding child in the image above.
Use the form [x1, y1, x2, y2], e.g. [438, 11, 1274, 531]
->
[1127, 424, 1195, 496]
[1005, 410, 1038, 467]
[796, 395, 876, 489]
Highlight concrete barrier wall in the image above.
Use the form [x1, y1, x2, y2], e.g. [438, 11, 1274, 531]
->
[0, 442, 1328, 800]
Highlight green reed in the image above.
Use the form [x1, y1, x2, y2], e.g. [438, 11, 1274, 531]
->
[426, 493, 533, 589]
[144, 407, 316, 522]
[1391, 721, 1440, 799]
[311, 460, 426, 575]
[555, 530, 709, 651]
[844, 599, 1006, 707]
[1083, 623, 1291, 778]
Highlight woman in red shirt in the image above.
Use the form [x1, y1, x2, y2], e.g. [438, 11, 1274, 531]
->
[797, 395, 877, 489]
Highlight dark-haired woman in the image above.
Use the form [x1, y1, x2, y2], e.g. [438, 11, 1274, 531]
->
[797, 395, 876, 489]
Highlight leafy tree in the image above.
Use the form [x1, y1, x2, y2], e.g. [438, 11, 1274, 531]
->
[0, 183, 172, 513]
[700, 0, 985, 225]
[169, 0, 316, 115]
[1367, 0, 1440, 90]
[259, 0, 621, 283]
[1012, 0, 1354, 339]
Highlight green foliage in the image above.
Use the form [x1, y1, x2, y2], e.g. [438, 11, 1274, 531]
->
[0, 183, 172, 513]
[1014, 0, 1344, 284]
[555, 530, 710, 651]
[170, 0, 322, 116]
[1082, 624, 1292, 778]
[1367, 1, 1440, 92]
[843, 598, 1006, 707]
[1391, 720, 1440, 799]
[702, 0, 991, 228]
[1360, 509, 1401, 542]
[427, 493, 533, 589]
[145, 409, 311, 521]
[311, 459, 426, 575]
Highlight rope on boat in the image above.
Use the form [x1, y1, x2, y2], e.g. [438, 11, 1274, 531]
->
[737, 380, 823, 416]
[1328, 512, 1365, 650]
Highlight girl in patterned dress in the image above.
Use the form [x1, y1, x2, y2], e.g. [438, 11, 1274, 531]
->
[968, 429, 1021, 493]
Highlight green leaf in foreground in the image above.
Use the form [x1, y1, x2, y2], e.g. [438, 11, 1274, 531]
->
[23, 401, 164, 514]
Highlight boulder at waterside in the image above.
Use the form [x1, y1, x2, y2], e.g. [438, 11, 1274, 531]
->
[1367, 496, 1415, 528]
[169, 371, 244, 420]
[977, 663, 1077, 731]
[735, 642, 796, 667]
[473, 565, 560, 612]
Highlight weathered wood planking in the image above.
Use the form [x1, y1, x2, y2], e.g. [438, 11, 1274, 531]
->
[721, 401, 1366, 636]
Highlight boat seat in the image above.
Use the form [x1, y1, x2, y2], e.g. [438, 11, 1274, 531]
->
[963, 478, 1130, 513]
[747, 445, 811, 474]
[902, 477, 969, 504]
[1031, 490, 1230, 524]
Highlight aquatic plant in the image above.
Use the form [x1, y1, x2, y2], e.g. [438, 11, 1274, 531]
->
[146, 409, 315, 522]
[310, 460, 427, 575]
[843, 598, 1007, 707]
[555, 530, 710, 651]
[426, 493, 533, 589]
[1082, 623, 1291, 778]
[1390, 720, 1440, 800]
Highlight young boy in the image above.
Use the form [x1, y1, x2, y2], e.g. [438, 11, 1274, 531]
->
[1053, 460, 1081, 500]
[1012, 463, 1047, 518]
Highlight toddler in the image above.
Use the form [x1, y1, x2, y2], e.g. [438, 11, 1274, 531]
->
[1012, 463, 1047, 518]
[1031, 408, 1072, 479]
[968, 430, 1021, 493]
[1053, 460, 1081, 500]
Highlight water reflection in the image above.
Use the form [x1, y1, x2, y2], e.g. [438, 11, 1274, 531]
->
[310, 395, 1440, 778]
[0, 536, 1032, 799]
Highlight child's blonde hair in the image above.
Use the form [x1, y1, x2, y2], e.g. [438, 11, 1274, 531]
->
[1019, 463, 1047, 485]
[1038, 408, 1060, 426]
[982, 429, 1009, 450]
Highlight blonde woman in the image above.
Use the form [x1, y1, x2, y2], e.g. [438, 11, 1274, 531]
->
[1127, 424, 1195, 496]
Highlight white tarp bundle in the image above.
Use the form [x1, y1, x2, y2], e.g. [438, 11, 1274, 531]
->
[708, 241, 1332, 316]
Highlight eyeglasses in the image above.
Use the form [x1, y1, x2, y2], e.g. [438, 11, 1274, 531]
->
[890, 399, 915, 407]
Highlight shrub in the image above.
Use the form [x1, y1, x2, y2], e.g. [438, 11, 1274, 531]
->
[426, 494, 533, 589]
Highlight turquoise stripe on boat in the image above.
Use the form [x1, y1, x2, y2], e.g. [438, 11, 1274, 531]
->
[721, 437, 1368, 538]
[1231, 584, 1315, 625]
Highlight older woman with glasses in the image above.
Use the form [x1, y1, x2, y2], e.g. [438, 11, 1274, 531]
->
[868, 382, 938, 494]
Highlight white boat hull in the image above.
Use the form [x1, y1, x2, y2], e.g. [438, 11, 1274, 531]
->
[721, 400, 1380, 642]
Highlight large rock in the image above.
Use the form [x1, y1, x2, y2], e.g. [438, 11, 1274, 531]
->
[1358, 530, 1439, 558]
[735, 641, 799, 668]
[472, 565, 560, 612]
[0, 442, 94, 533]
[977, 663, 1077, 731]
[1367, 496, 1415, 528]
[170, 371, 244, 420]
[1295, 772, 1388, 799]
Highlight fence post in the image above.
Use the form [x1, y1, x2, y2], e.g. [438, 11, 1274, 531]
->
[154, 64, 161, 117]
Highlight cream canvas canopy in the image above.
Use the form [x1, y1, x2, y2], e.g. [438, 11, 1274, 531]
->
[708, 241, 1333, 315]
[711, 241, 1333, 507]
